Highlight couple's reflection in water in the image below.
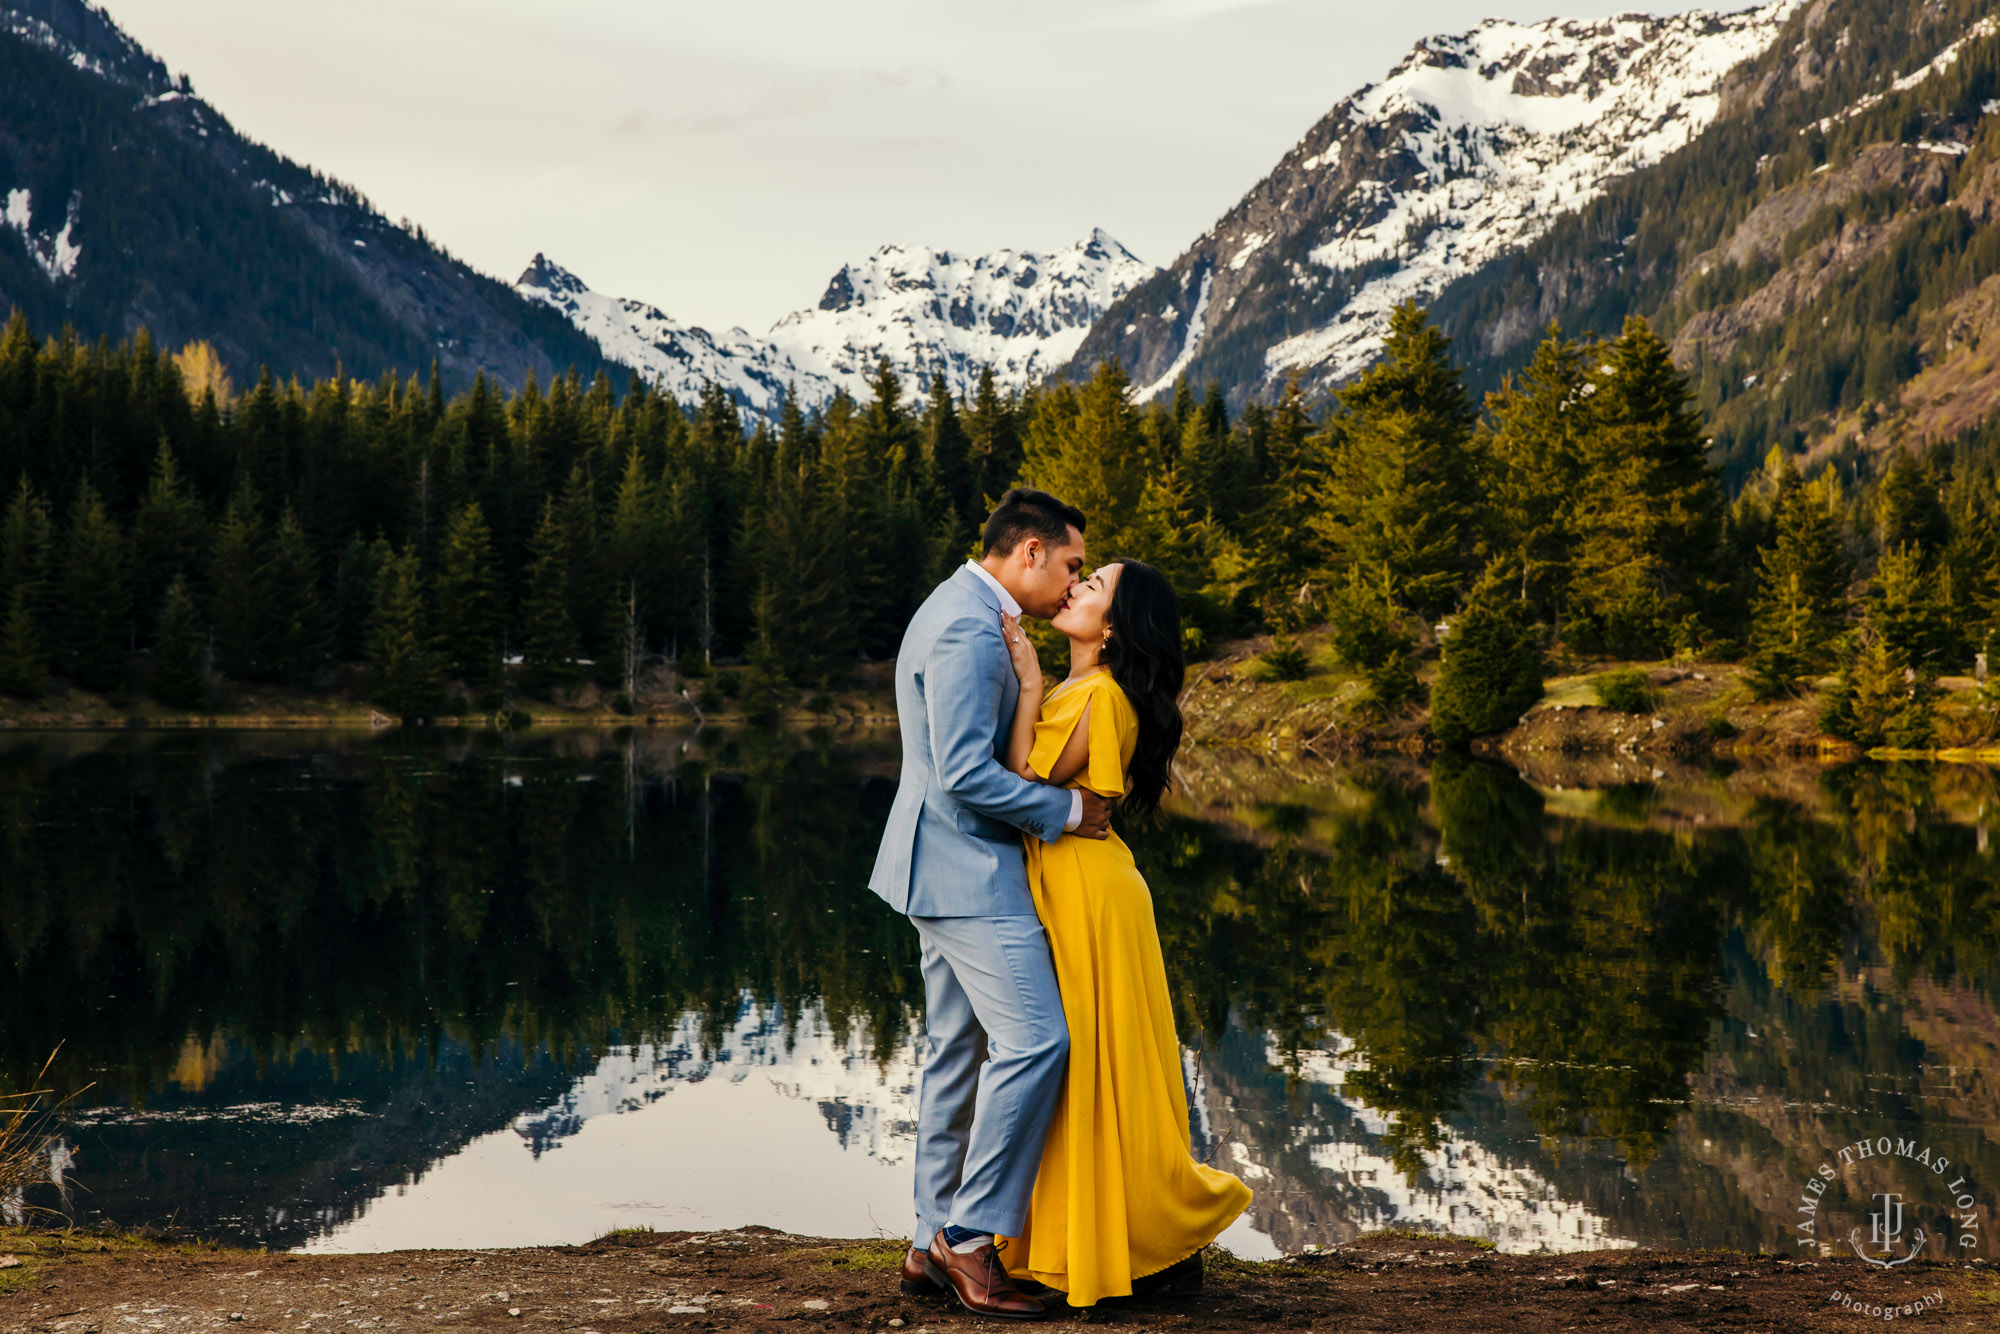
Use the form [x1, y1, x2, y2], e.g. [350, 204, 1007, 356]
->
[1, 732, 1995, 1253]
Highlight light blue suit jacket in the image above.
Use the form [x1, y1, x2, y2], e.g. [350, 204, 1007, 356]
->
[868, 565, 1073, 917]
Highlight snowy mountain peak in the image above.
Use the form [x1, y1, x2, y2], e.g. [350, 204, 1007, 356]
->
[1070, 2, 1802, 401]
[519, 229, 1153, 413]
[516, 253, 589, 302]
[769, 229, 1155, 401]
[515, 258, 830, 415]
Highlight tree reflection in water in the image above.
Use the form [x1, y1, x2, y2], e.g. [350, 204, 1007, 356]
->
[0, 734, 1994, 1249]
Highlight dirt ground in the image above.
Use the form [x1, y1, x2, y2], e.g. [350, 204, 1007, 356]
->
[2, 1228, 1995, 1334]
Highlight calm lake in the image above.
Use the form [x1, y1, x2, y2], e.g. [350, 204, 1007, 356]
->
[1, 731, 1994, 1261]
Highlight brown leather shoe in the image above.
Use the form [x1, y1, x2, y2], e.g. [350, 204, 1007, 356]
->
[899, 1246, 945, 1298]
[924, 1235, 1047, 1320]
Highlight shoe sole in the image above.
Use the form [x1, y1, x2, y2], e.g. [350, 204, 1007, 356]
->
[921, 1255, 1048, 1321]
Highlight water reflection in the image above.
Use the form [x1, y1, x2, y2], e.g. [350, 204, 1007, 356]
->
[0, 733, 1994, 1257]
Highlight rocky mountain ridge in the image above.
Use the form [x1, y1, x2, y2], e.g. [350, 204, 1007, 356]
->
[1064, 2, 1801, 404]
[518, 229, 1154, 413]
[1426, 0, 2000, 475]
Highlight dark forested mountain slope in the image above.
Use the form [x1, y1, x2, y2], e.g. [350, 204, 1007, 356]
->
[1428, 0, 2000, 477]
[0, 0, 627, 390]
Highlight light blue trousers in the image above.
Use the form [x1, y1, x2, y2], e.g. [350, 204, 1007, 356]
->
[908, 913, 1070, 1248]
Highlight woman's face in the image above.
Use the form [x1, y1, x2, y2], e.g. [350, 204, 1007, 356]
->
[1051, 562, 1123, 644]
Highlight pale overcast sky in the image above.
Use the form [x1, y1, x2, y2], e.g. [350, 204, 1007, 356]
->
[100, 0, 1711, 332]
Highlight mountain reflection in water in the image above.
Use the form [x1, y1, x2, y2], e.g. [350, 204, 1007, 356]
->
[0, 732, 1994, 1256]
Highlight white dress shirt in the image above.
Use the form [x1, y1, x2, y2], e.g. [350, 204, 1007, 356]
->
[966, 560, 1083, 836]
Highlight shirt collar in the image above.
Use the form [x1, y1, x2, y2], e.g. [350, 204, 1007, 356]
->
[964, 559, 1021, 617]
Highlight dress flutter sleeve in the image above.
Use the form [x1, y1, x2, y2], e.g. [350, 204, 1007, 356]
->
[1028, 676, 1129, 798]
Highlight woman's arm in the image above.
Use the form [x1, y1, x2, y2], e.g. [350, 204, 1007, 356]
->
[1000, 613, 1044, 779]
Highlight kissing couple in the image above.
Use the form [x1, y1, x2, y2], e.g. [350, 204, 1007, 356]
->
[868, 487, 1251, 1318]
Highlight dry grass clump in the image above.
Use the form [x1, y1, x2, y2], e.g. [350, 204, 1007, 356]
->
[1, 1051, 82, 1220]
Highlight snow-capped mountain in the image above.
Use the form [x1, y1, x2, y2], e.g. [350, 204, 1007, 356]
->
[767, 229, 1155, 403]
[1068, 2, 1801, 402]
[516, 230, 1154, 414]
[515, 255, 835, 414]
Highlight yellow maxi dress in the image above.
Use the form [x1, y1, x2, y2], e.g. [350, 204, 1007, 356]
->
[1002, 668, 1251, 1306]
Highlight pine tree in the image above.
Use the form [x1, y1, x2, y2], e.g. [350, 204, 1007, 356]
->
[521, 499, 581, 695]
[209, 484, 271, 680]
[1431, 572, 1544, 743]
[963, 365, 1021, 508]
[603, 447, 662, 699]
[435, 501, 504, 704]
[1021, 360, 1150, 555]
[368, 545, 441, 720]
[58, 480, 132, 693]
[1875, 449, 1947, 553]
[0, 477, 54, 667]
[1311, 302, 1479, 619]
[1822, 628, 1935, 750]
[1323, 563, 1420, 715]
[1247, 377, 1327, 626]
[1564, 316, 1724, 658]
[1483, 324, 1586, 618]
[1746, 456, 1849, 699]
[0, 585, 48, 697]
[268, 507, 330, 686]
[922, 373, 974, 525]
[150, 575, 208, 710]
[1866, 542, 1948, 669]
[130, 440, 206, 634]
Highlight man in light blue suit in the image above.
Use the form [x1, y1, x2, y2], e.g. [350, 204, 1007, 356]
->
[870, 488, 1111, 1320]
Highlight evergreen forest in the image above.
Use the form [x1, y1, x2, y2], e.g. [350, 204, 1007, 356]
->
[2, 303, 1999, 746]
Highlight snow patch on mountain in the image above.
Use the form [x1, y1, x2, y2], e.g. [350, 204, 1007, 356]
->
[768, 228, 1155, 402]
[515, 255, 831, 415]
[1258, 2, 1801, 388]
[1136, 268, 1213, 403]
[3, 186, 82, 281]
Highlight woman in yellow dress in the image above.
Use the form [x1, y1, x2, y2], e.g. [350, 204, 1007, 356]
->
[993, 558, 1251, 1309]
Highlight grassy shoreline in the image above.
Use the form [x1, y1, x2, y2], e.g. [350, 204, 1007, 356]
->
[3, 634, 1996, 768]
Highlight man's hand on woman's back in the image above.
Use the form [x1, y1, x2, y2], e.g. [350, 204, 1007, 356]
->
[1074, 791, 1112, 840]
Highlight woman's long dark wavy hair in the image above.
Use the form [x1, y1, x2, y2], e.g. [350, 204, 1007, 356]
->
[1101, 559, 1184, 816]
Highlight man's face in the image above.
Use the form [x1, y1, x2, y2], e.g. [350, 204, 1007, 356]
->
[1016, 527, 1086, 620]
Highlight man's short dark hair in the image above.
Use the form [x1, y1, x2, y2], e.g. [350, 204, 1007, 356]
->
[981, 488, 1086, 557]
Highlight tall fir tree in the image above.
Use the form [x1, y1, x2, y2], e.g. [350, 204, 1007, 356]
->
[962, 364, 1021, 510]
[1311, 302, 1479, 619]
[209, 482, 272, 681]
[58, 480, 132, 692]
[150, 574, 209, 710]
[367, 545, 442, 720]
[1745, 455, 1849, 699]
[130, 440, 207, 638]
[521, 499, 581, 695]
[268, 506, 331, 686]
[0, 585, 48, 697]
[1564, 316, 1724, 658]
[435, 501, 504, 704]
[1482, 324, 1586, 618]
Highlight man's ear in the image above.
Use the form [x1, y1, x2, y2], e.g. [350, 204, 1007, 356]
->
[1020, 538, 1040, 568]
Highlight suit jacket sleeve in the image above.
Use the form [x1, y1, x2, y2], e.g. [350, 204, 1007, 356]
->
[924, 612, 1074, 844]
